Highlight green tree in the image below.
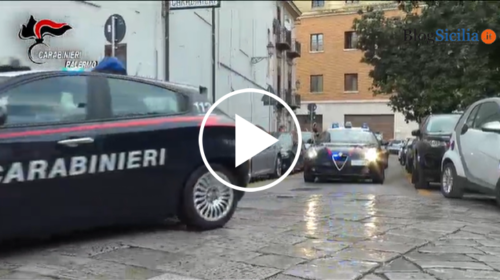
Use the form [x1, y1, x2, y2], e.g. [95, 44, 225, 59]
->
[354, 1, 500, 123]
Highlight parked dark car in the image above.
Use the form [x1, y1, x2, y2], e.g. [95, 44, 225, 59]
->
[398, 138, 411, 166]
[404, 138, 416, 173]
[0, 67, 248, 241]
[411, 114, 461, 188]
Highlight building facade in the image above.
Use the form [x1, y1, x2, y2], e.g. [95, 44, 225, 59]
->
[170, 1, 301, 132]
[293, 0, 418, 139]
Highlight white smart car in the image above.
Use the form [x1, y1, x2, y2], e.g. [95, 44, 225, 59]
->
[441, 97, 500, 204]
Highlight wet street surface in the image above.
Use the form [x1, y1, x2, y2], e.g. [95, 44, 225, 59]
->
[1, 157, 500, 280]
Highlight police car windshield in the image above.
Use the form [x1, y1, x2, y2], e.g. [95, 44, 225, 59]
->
[328, 129, 378, 144]
[426, 115, 460, 133]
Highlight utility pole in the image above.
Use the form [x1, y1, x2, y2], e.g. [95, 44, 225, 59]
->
[211, 7, 216, 103]
[307, 103, 317, 131]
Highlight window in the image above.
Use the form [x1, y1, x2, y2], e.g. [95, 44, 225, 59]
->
[0, 76, 88, 126]
[344, 31, 358, 49]
[345, 0, 360, 4]
[310, 34, 324, 52]
[426, 115, 461, 133]
[312, 0, 325, 8]
[107, 78, 187, 117]
[465, 105, 480, 128]
[310, 75, 323, 93]
[472, 102, 500, 129]
[344, 74, 358, 92]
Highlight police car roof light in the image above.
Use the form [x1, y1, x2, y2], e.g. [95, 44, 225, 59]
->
[332, 122, 340, 128]
[345, 121, 352, 128]
[362, 123, 369, 128]
[93, 57, 127, 75]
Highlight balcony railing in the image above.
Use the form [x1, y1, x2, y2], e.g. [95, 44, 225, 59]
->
[287, 40, 301, 59]
[283, 89, 300, 109]
[276, 27, 292, 51]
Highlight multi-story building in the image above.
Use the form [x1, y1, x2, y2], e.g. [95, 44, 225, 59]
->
[293, 0, 418, 139]
[171, 1, 301, 131]
[270, 1, 302, 131]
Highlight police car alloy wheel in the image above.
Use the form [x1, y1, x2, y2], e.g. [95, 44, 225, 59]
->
[180, 164, 238, 230]
[441, 163, 463, 199]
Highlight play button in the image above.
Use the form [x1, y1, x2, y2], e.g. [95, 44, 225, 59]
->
[235, 114, 279, 167]
[198, 88, 302, 193]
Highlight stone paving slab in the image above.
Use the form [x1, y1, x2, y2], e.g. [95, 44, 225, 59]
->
[1, 165, 500, 280]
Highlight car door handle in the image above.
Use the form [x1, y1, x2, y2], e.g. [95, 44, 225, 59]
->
[57, 137, 94, 147]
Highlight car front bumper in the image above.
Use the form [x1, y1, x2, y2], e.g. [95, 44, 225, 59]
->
[418, 146, 447, 182]
[304, 160, 382, 178]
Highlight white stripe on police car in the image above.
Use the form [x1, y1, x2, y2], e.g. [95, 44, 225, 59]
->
[0, 148, 166, 184]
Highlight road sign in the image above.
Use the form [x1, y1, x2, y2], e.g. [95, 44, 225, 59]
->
[307, 103, 317, 112]
[104, 14, 126, 44]
[169, 0, 221, 10]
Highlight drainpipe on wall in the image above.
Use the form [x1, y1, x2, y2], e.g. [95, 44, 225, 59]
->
[164, 1, 170, 81]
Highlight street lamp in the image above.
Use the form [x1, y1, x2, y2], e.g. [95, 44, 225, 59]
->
[251, 42, 275, 64]
[295, 80, 301, 90]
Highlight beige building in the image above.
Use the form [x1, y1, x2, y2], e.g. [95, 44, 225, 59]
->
[293, 0, 418, 139]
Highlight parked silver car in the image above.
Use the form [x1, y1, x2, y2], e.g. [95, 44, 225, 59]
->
[248, 126, 282, 182]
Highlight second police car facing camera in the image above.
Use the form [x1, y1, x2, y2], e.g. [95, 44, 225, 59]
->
[303, 122, 388, 183]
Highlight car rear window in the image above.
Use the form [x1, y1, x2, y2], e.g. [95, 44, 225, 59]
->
[426, 115, 461, 133]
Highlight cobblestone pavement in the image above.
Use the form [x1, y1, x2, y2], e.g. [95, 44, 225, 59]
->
[1, 157, 500, 280]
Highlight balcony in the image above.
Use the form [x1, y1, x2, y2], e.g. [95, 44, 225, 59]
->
[287, 40, 301, 59]
[284, 89, 301, 110]
[276, 27, 292, 51]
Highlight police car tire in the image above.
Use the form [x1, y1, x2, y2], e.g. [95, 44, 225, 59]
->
[372, 170, 385, 184]
[180, 164, 238, 230]
[304, 172, 315, 183]
[441, 163, 463, 199]
[413, 162, 429, 189]
[272, 155, 282, 178]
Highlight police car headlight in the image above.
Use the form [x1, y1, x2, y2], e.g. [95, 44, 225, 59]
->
[306, 149, 318, 159]
[364, 148, 378, 162]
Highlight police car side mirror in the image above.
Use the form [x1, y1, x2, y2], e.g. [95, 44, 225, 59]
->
[0, 107, 7, 126]
[481, 121, 500, 133]
[411, 129, 420, 137]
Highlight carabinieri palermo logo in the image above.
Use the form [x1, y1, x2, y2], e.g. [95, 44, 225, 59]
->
[18, 15, 73, 64]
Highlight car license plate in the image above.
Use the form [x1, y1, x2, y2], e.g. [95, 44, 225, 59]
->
[351, 160, 366, 166]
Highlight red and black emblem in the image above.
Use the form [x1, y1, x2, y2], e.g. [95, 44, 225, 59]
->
[18, 15, 72, 64]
